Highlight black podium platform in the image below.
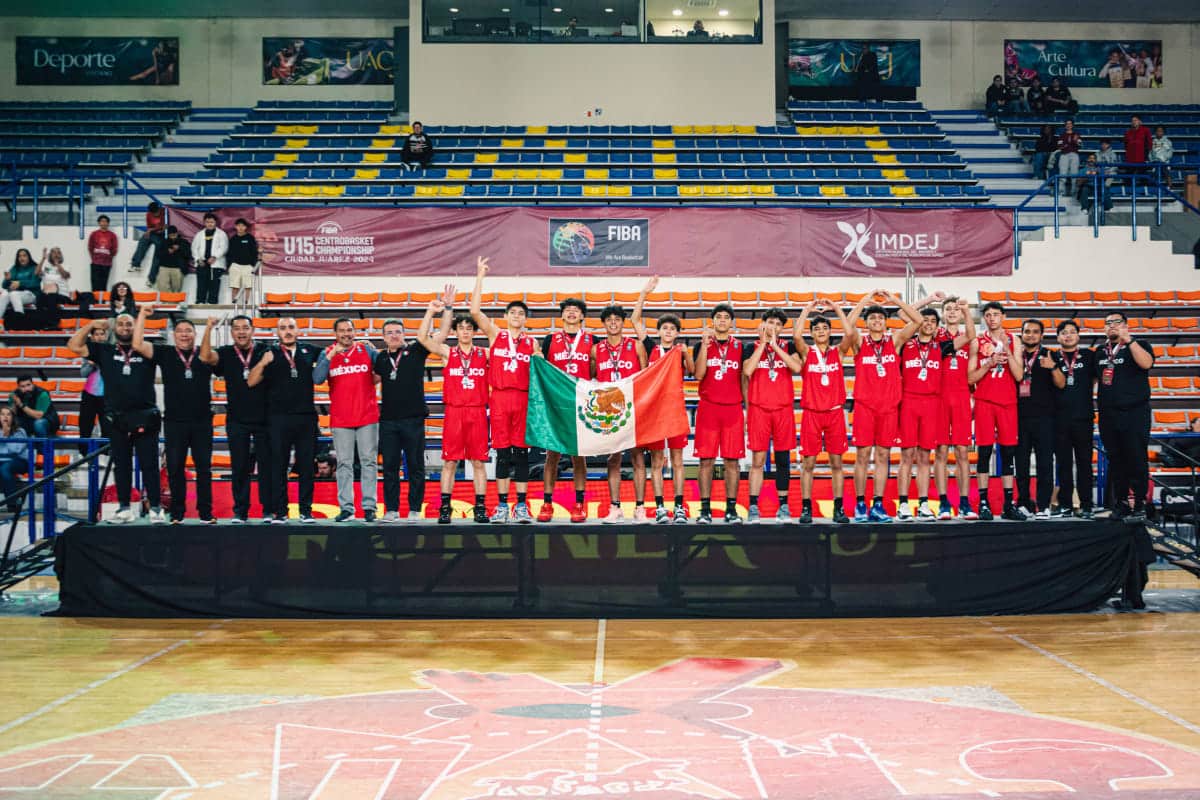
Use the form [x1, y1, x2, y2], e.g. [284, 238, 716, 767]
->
[52, 519, 1150, 619]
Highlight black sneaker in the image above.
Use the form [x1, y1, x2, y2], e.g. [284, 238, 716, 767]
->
[364, 510, 377, 523]
[978, 501, 994, 521]
[473, 504, 490, 524]
[1127, 506, 1147, 523]
[1002, 504, 1026, 522]
[438, 504, 452, 524]
[1078, 506, 1094, 519]
[1112, 503, 1131, 520]
[697, 510, 713, 525]
[798, 507, 813, 524]
[334, 510, 354, 523]
[832, 503, 850, 524]
[723, 509, 743, 524]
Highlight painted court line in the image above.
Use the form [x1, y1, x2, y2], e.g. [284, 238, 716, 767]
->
[1006, 633, 1200, 737]
[592, 618, 607, 686]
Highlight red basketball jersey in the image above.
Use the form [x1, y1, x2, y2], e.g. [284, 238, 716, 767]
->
[444, 346, 489, 407]
[974, 332, 1018, 406]
[594, 337, 641, 382]
[854, 335, 902, 410]
[544, 330, 593, 378]
[696, 337, 744, 405]
[488, 330, 535, 390]
[937, 326, 970, 395]
[800, 344, 846, 411]
[900, 336, 943, 396]
[326, 342, 380, 428]
[747, 341, 794, 410]
[647, 341, 683, 365]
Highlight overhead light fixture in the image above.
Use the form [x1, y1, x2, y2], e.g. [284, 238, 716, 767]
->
[604, 6, 613, 10]
[449, 6, 459, 11]
[672, 8, 682, 15]
[501, 6, 510, 9]
[717, 8, 729, 15]
[552, 6, 562, 10]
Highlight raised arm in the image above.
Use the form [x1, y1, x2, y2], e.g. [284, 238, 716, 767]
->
[742, 327, 770, 377]
[470, 259, 499, 342]
[693, 326, 712, 383]
[631, 275, 657, 340]
[953, 299, 975, 351]
[67, 319, 101, 356]
[246, 349, 273, 387]
[839, 294, 869, 354]
[884, 291, 921, 349]
[199, 316, 220, 365]
[131, 304, 155, 358]
[792, 299, 815, 360]
[967, 338, 988, 385]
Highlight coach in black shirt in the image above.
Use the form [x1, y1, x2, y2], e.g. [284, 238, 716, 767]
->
[134, 310, 214, 523]
[1049, 320, 1098, 517]
[1094, 311, 1155, 521]
[201, 314, 271, 523]
[67, 310, 163, 524]
[374, 303, 450, 521]
[248, 317, 319, 523]
[1015, 319, 1056, 517]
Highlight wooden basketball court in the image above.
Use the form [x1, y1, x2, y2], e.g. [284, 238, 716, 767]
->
[2, 603, 1200, 798]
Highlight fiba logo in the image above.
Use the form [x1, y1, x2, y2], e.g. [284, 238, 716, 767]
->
[552, 221, 596, 264]
[317, 221, 343, 236]
[837, 221, 877, 268]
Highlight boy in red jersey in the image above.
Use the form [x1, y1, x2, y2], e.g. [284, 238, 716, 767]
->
[470, 256, 541, 524]
[794, 297, 865, 524]
[591, 304, 649, 523]
[934, 296, 977, 520]
[431, 313, 491, 525]
[893, 302, 947, 521]
[538, 297, 592, 523]
[742, 309, 802, 523]
[692, 302, 745, 524]
[968, 301, 1025, 521]
[632, 277, 694, 524]
[851, 290, 920, 523]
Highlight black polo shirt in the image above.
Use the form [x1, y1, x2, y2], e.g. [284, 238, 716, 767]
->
[262, 342, 319, 416]
[1017, 344, 1057, 419]
[1094, 338, 1154, 411]
[374, 341, 429, 420]
[1051, 347, 1097, 420]
[212, 343, 268, 425]
[86, 341, 156, 414]
[153, 345, 213, 422]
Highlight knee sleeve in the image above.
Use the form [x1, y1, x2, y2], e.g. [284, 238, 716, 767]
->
[998, 445, 1017, 476]
[774, 451, 790, 491]
[495, 446, 512, 480]
[978, 445, 994, 473]
[512, 447, 530, 483]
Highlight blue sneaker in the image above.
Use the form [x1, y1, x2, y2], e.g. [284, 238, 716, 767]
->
[853, 500, 869, 523]
[868, 501, 893, 523]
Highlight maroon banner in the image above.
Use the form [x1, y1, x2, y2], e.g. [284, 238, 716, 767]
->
[171, 206, 1014, 278]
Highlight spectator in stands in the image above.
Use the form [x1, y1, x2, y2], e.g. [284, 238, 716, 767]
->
[1044, 78, 1077, 115]
[401, 122, 434, 172]
[856, 42, 881, 102]
[1096, 138, 1118, 176]
[564, 17, 582, 37]
[1055, 119, 1082, 194]
[1095, 311, 1154, 522]
[1025, 76, 1047, 115]
[130, 202, 165, 282]
[191, 212, 228, 305]
[86, 215, 118, 294]
[984, 75, 1007, 118]
[0, 407, 29, 514]
[688, 20, 710, 38]
[1122, 115, 1153, 176]
[1004, 78, 1029, 115]
[1150, 125, 1174, 188]
[8, 375, 58, 438]
[1031, 124, 1056, 180]
[155, 226, 187, 293]
[108, 281, 137, 317]
[1077, 153, 1113, 223]
[78, 323, 111, 455]
[36, 246, 72, 319]
[0, 248, 39, 322]
[226, 218, 259, 308]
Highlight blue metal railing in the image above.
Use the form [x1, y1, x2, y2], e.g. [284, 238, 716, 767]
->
[120, 173, 172, 239]
[2, 166, 92, 238]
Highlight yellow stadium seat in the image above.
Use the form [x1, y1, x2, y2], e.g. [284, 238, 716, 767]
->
[293, 125, 317, 135]
[817, 126, 837, 135]
[272, 153, 298, 164]
[544, 139, 567, 148]
[881, 168, 907, 180]
[653, 168, 677, 180]
[263, 168, 288, 180]
[474, 153, 499, 163]
[679, 185, 701, 196]
[672, 125, 693, 134]
[274, 125, 296, 135]
[584, 185, 607, 197]
[500, 138, 524, 148]
[516, 168, 538, 179]
[608, 185, 631, 197]
[538, 168, 563, 180]
[652, 139, 674, 149]
[439, 185, 464, 196]
[564, 152, 587, 163]
[751, 184, 774, 195]
[652, 153, 676, 164]
[272, 185, 295, 196]
[415, 185, 438, 196]
[370, 138, 395, 149]
[865, 139, 890, 149]
[693, 125, 714, 134]
[297, 185, 320, 196]
[526, 125, 548, 134]
[702, 185, 726, 196]
[873, 153, 898, 163]
[354, 168, 379, 180]
[378, 124, 409, 135]
[715, 125, 735, 134]
[890, 185, 916, 197]
[284, 138, 308, 148]
[727, 185, 750, 196]
[493, 168, 515, 179]
[859, 125, 880, 135]
[362, 152, 387, 163]
[835, 126, 859, 136]
[584, 168, 609, 180]
[796, 126, 818, 135]
[735, 125, 756, 134]
[820, 185, 845, 197]
[320, 185, 345, 197]
[447, 168, 470, 179]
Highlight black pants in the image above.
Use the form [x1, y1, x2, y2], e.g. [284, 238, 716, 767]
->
[90, 262, 111, 294]
[1099, 404, 1151, 510]
[269, 413, 316, 517]
[228, 418, 272, 520]
[78, 391, 111, 454]
[164, 417, 213, 521]
[196, 267, 223, 304]
[106, 411, 161, 508]
[1016, 414, 1055, 511]
[1055, 415, 1095, 511]
[380, 417, 426, 514]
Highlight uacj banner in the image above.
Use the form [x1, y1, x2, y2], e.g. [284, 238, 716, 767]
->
[1005, 40, 1162, 89]
[263, 38, 393, 85]
[169, 207, 1014, 277]
[16, 37, 178, 85]
[787, 39, 920, 87]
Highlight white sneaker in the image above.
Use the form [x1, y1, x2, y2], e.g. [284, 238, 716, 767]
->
[407, 511, 424, 523]
[601, 505, 624, 524]
[632, 506, 648, 522]
[1034, 508, 1052, 520]
[148, 507, 167, 525]
[896, 502, 913, 521]
[916, 502, 936, 520]
[108, 506, 135, 524]
[381, 511, 401, 523]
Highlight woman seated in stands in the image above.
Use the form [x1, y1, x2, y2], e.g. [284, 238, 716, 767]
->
[107, 281, 137, 318]
[0, 406, 29, 514]
[0, 248, 39, 322]
[37, 246, 73, 316]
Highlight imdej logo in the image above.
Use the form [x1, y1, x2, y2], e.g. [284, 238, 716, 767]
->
[552, 221, 596, 264]
[837, 219, 944, 267]
[837, 220, 877, 267]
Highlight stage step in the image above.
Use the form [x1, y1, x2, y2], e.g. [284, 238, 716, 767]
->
[1147, 524, 1200, 578]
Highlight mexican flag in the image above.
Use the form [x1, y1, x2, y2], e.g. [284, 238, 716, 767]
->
[527, 353, 690, 456]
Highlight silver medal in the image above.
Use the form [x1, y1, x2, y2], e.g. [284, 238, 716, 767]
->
[390, 370, 398, 381]
[917, 368, 927, 381]
[290, 368, 298, 379]
[821, 374, 830, 387]
[122, 365, 131, 376]
[767, 369, 778, 382]
[184, 369, 193, 379]
[1067, 375, 1075, 387]
[876, 363, 886, 378]
[716, 367, 726, 380]
[242, 369, 250, 380]
[949, 359, 957, 370]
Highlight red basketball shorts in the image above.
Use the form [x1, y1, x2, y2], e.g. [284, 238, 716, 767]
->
[443, 405, 489, 461]
[747, 405, 797, 453]
[973, 399, 1017, 447]
[693, 400, 745, 460]
[800, 408, 848, 456]
[899, 394, 941, 451]
[489, 388, 528, 449]
[940, 392, 972, 447]
[853, 403, 899, 449]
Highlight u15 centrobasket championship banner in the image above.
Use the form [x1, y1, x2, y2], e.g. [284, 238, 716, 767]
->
[171, 207, 1014, 277]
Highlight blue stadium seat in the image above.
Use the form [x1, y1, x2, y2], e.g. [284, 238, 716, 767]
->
[561, 185, 583, 197]
[345, 185, 367, 197]
[393, 185, 415, 197]
[632, 185, 653, 197]
[724, 169, 746, 180]
[774, 185, 796, 196]
[654, 185, 678, 197]
[678, 168, 699, 180]
[519, 153, 542, 163]
[471, 168, 493, 179]
[227, 185, 249, 196]
[178, 185, 200, 196]
[845, 185, 867, 197]
[868, 186, 890, 198]
[610, 168, 631, 180]
[701, 169, 723, 180]
[564, 168, 585, 180]
[488, 185, 512, 196]
[632, 168, 653, 180]
[465, 185, 487, 197]
[512, 185, 535, 196]
[916, 185, 937, 197]
[536, 185, 558, 197]
[368, 185, 391, 197]
[498, 153, 519, 164]
[799, 185, 820, 197]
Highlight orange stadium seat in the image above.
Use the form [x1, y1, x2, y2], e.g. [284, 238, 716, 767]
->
[646, 292, 671, 306]
[672, 291, 700, 305]
[1006, 291, 1034, 303]
[380, 291, 408, 304]
[311, 318, 335, 331]
[133, 291, 156, 303]
[293, 292, 321, 305]
[788, 291, 815, 304]
[731, 291, 757, 304]
[816, 292, 844, 305]
[1120, 291, 1148, 302]
[1167, 345, 1196, 359]
[352, 292, 381, 304]
[323, 292, 351, 304]
[978, 291, 1005, 302]
[701, 291, 730, 304]
[21, 347, 53, 361]
[1064, 291, 1092, 304]
[1093, 291, 1119, 303]
[613, 291, 640, 304]
[54, 347, 76, 361]
[144, 319, 167, 331]
[585, 291, 613, 305]
[410, 291, 436, 305]
[525, 292, 555, 307]
[759, 291, 786, 305]
[1178, 290, 1200, 303]
[1148, 291, 1176, 303]
[1154, 410, 1187, 426]
[1140, 318, 1169, 330]
[1034, 291, 1063, 304]
[525, 318, 553, 332]
[1160, 377, 1190, 393]
[1171, 317, 1198, 330]
[252, 318, 277, 331]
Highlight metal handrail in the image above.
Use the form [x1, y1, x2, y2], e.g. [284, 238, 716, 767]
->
[121, 173, 173, 238]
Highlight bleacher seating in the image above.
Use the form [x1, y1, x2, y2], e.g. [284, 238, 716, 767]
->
[172, 101, 989, 205]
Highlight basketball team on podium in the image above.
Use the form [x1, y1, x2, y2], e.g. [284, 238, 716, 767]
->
[65, 257, 1154, 526]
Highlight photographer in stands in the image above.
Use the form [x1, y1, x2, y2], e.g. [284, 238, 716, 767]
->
[8, 375, 59, 439]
